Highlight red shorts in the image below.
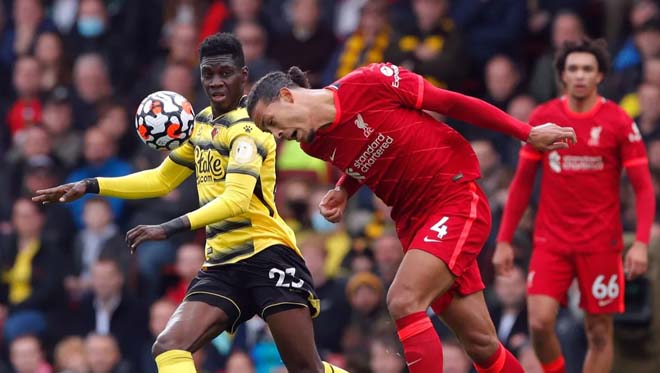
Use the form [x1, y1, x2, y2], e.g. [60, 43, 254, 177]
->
[396, 181, 491, 313]
[528, 247, 625, 314]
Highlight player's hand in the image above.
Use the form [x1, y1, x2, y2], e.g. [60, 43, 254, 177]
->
[32, 181, 87, 204]
[126, 225, 167, 254]
[624, 241, 648, 280]
[527, 123, 577, 151]
[493, 242, 515, 276]
[319, 187, 348, 223]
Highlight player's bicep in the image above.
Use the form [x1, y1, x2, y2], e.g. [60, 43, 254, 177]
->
[169, 140, 195, 170]
[375, 63, 425, 109]
[621, 121, 648, 168]
[227, 135, 264, 179]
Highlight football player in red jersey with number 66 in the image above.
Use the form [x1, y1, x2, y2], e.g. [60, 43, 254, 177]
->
[494, 39, 656, 373]
[246, 62, 576, 372]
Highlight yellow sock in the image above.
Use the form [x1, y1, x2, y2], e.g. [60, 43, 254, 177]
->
[323, 361, 350, 373]
[155, 349, 196, 373]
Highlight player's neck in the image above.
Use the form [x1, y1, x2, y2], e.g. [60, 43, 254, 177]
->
[307, 88, 337, 130]
[566, 92, 600, 113]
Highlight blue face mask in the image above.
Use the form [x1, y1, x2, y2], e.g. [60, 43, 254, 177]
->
[77, 16, 105, 38]
[311, 212, 336, 233]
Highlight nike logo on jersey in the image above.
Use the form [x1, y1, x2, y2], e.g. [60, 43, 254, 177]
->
[329, 148, 336, 161]
[423, 236, 442, 243]
[598, 298, 615, 307]
[407, 358, 422, 367]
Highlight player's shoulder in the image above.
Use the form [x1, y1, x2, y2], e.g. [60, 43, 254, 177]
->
[528, 99, 563, 125]
[335, 62, 401, 86]
[600, 98, 633, 125]
[195, 106, 213, 124]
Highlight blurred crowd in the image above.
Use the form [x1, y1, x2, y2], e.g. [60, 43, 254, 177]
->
[1, 0, 660, 372]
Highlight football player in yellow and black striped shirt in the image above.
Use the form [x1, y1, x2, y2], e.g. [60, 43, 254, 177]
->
[33, 33, 348, 373]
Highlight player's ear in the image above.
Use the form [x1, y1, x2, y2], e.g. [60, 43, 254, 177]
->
[596, 71, 604, 85]
[241, 66, 248, 83]
[279, 87, 294, 103]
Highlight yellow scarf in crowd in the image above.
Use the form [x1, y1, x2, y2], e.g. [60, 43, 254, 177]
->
[2, 239, 40, 304]
[336, 28, 390, 79]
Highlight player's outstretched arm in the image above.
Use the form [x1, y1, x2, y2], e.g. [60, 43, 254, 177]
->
[32, 157, 192, 204]
[32, 178, 97, 204]
[419, 80, 576, 148]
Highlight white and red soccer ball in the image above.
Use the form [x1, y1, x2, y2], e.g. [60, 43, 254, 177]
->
[135, 91, 194, 150]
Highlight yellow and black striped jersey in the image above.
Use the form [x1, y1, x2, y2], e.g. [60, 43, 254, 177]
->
[170, 105, 299, 266]
[97, 104, 299, 267]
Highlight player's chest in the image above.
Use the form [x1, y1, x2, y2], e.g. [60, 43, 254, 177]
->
[542, 120, 619, 173]
[192, 125, 228, 183]
[313, 111, 397, 167]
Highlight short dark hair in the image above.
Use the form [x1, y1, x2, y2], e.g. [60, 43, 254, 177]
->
[199, 33, 245, 67]
[555, 38, 610, 76]
[246, 66, 310, 122]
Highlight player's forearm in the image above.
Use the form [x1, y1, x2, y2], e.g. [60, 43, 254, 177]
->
[421, 80, 531, 141]
[627, 164, 656, 244]
[336, 173, 360, 198]
[496, 157, 539, 243]
[185, 173, 256, 230]
[97, 158, 191, 199]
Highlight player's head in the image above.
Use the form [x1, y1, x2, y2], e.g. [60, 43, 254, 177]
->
[246, 66, 315, 142]
[555, 38, 610, 100]
[199, 33, 248, 113]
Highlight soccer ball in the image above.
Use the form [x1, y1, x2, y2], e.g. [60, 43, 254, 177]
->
[135, 91, 195, 150]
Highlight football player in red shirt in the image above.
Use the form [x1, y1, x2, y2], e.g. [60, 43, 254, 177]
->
[246, 62, 576, 372]
[494, 39, 655, 373]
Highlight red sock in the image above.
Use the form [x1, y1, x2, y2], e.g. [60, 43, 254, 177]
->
[395, 312, 443, 373]
[541, 356, 566, 373]
[474, 343, 524, 373]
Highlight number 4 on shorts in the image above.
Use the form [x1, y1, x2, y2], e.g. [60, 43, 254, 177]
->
[424, 217, 449, 243]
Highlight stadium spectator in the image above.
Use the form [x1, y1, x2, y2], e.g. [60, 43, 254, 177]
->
[385, 0, 468, 89]
[300, 235, 351, 355]
[0, 0, 56, 68]
[164, 242, 205, 304]
[529, 11, 586, 103]
[74, 258, 149, 368]
[0, 198, 66, 339]
[9, 334, 53, 373]
[40, 87, 81, 168]
[450, 0, 527, 71]
[441, 338, 472, 373]
[619, 56, 660, 118]
[141, 298, 177, 373]
[507, 94, 538, 123]
[221, 0, 273, 35]
[53, 336, 89, 373]
[343, 272, 389, 356]
[84, 333, 133, 373]
[635, 82, 660, 143]
[234, 21, 280, 88]
[272, 0, 337, 88]
[70, 53, 112, 130]
[6, 56, 42, 138]
[96, 103, 139, 161]
[371, 232, 403, 288]
[65, 197, 128, 300]
[65, 127, 132, 227]
[330, 0, 391, 81]
[613, 0, 660, 72]
[34, 31, 70, 92]
[369, 334, 406, 373]
[490, 265, 529, 352]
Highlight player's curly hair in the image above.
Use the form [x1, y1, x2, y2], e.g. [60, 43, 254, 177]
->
[246, 66, 311, 121]
[199, 32, 245, 67]
[554, 38, 610, 76]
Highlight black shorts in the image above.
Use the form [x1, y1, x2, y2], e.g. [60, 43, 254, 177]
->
[184, 245, 320, 333]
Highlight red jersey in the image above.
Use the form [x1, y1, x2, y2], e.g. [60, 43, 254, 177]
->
[522, 97, 648, 252]
[300, 63, 482, 221]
